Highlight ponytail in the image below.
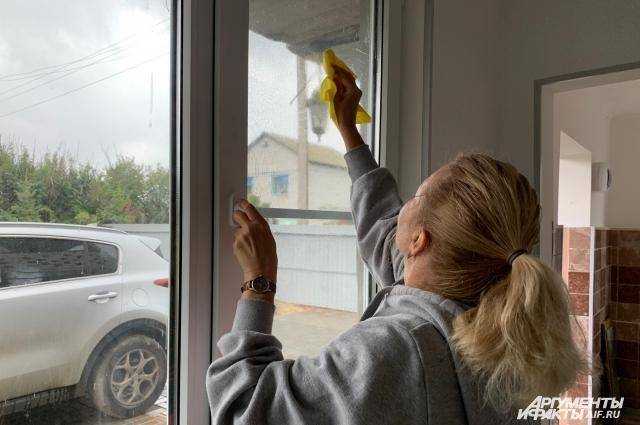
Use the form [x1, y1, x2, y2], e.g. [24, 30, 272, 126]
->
[416, 153, 589, 410]
[451, 254, 589, 408]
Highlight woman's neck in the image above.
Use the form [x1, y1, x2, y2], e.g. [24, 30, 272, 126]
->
[403, 257, 435, 291]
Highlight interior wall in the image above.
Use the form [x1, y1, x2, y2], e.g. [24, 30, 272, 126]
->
[555, 88, 612, 226]
[558, 132, 591, 227]
[499, 0, 640, 180]
[427, 0, 503, 173]
[607, 114, 640, 228]
[468, 0, 640, 260]
[557, 157, 591, 226]
[410, 0, 640, 258]
[427, 1, 640, 177]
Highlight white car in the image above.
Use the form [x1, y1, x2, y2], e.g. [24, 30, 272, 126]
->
[0, 223, 169, 419]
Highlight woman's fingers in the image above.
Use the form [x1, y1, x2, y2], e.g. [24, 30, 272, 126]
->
[232, 209, 251, 228]
[237, 199, 268, 226]
[335, 68, 356, 93]
[334, 68, 362, 106]
[239, 199, 262, 221]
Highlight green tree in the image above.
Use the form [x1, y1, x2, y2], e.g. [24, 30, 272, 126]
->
[142, 166, 171, 223]
[0, 136, 172, 225]
[10, 179, 41, 222]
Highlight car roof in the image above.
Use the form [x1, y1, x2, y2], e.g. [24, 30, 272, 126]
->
[0, 222, 132, 243]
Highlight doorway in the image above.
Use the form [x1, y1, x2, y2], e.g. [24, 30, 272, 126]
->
[537, 63, 640, 422]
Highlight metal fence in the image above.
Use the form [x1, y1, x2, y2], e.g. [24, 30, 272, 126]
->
[110, 223, 361, 312]
[271, 224, 360, 312]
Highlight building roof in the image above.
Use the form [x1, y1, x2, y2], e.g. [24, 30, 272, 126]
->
[249, 132, 347, 169]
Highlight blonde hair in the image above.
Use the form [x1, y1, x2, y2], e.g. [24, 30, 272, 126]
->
[418, 153, 588, 409]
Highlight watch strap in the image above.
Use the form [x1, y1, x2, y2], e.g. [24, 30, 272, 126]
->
[241, 275, 277, 294]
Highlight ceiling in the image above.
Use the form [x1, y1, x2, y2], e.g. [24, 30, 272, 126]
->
[596, 77, 640, 117]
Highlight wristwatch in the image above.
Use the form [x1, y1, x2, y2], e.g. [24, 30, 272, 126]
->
[241, 275, 277, 294]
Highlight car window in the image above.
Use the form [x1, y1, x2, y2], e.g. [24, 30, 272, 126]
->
[0, 237, 119, 288]
[85, 241, 119, 276]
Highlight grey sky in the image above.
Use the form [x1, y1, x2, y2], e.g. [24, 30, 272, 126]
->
[0, 0, 355, 170]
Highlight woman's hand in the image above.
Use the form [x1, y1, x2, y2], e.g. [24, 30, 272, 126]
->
[232, 199, 278, 285]
[333, 68, 365, 151]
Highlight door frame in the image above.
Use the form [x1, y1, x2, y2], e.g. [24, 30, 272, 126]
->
[533, 60, 640, 263]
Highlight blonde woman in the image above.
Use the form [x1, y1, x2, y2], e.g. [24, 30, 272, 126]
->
[206, 69, 587, 424]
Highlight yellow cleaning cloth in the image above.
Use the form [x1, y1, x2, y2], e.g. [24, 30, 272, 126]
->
[319, 49, 372, 125]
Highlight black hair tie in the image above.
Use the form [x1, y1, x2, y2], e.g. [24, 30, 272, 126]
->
[507, 249, 527, 266]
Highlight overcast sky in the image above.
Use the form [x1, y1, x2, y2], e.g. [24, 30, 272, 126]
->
[0, 0, 353, 170]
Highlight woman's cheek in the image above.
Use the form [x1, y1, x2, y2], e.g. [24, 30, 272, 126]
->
[395, 218, 410, 254]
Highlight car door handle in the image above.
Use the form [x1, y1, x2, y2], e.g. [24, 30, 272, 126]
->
[88, 292, 118, 303]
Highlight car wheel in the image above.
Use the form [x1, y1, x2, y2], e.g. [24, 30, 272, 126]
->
[89, 334, 166, 419]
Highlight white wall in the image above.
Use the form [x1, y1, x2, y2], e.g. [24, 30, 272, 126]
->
[428, 0, 503, 172]
[391, 0, 504, 199]
[557, 133, 591, 227]
[500, 1, 640, 180]
[607, 114, 640, 228]
[411, 0, 640, 190]
[482, 0, 639, 260]
[399, 0, 640, 257]
[555, 89, 612, 226]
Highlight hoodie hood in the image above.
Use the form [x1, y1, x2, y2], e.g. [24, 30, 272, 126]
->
[361, 281, 468, 341]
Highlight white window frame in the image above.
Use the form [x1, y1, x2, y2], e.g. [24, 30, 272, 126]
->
[210, 0, 434, 340]
[175, 0, 433, 423]
[174, 0, 216, 424]
[380, 0, 433, 199]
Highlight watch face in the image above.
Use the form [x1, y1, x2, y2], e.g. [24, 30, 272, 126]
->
[252, 277, 269, 292]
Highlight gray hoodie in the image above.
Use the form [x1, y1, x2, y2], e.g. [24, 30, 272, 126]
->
[206, 145, 531, 424]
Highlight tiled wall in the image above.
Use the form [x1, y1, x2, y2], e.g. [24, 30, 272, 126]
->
[560, 227, 616, 424]
[563, 227, 594, 410]
[592, 229, 615, 398]
[610, 230, 640, 408]
[556, 228, 640, 423]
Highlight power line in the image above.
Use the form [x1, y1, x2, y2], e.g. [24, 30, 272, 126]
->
[0, 49, 135, 100]
[0, 18, 169, 81]
[0, 21, 170, 106]
[0, 53, 168, 119]
[0, 43, 131, 83]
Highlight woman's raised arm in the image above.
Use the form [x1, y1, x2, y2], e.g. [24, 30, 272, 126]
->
[333, 68, 405, 286]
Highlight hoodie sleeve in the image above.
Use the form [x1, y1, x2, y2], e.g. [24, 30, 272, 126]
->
[344, 144, 405, 286]
[206, 298, 427, 425]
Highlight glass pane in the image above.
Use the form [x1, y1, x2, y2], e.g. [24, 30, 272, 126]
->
[248, 0, 374, 211]
[86, 242, 119, 276]
[0, 238, 94, 286]
[268, 218, 362, 358]
[0, 1, 172, 423]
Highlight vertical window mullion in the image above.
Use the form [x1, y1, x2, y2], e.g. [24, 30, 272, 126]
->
[179, 0, 216, 424]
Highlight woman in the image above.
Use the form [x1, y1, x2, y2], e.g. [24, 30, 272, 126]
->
[206, 69, 587, 424]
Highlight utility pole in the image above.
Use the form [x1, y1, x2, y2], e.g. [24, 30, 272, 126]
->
[296, 55, 309, 210]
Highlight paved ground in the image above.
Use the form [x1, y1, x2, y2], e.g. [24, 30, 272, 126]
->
[1, 386, 167, 425]
[273, 300, 359, 358]
[1, 302, 357, 424]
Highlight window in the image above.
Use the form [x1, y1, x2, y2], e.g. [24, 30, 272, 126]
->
[247, 176, 256, 194]
[0, 0, 174, 422]
[85, 241, 120, 276]
[248, 0, 378, 356]
[271, 174, 289, 195]
[247, 0, 376, 213]
[268, 219, 361, 358]
[0, 238, 118, 287]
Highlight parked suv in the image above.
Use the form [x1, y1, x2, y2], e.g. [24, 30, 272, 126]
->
[0, 223, 169, 419]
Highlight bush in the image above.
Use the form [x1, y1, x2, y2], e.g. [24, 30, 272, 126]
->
[0, 138, 170, 225]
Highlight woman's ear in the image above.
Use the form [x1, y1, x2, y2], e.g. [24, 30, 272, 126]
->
[408, 227, 430, 258]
